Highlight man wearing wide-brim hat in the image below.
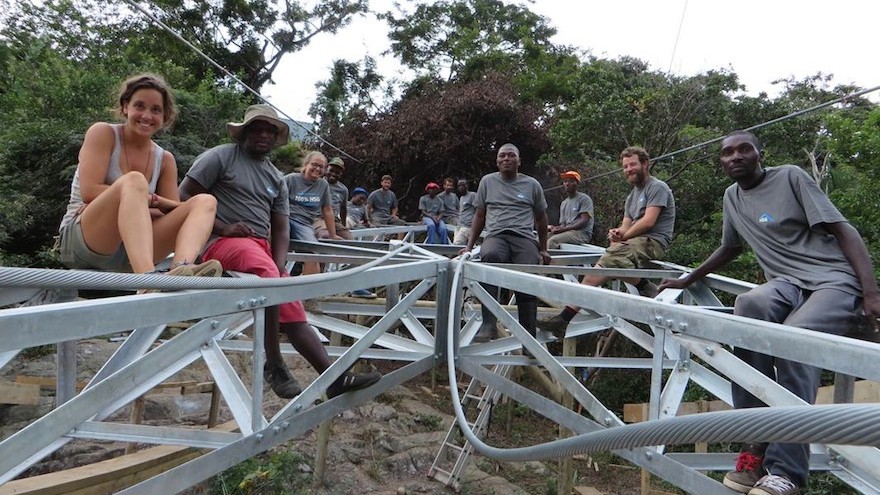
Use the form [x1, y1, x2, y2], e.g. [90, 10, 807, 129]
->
[180, 104, 380, 400]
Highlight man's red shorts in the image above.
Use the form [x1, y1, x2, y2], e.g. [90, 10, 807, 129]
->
[203, 236, 307, 323]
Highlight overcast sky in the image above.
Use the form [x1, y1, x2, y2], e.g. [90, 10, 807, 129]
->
[263, 0, 880, 122]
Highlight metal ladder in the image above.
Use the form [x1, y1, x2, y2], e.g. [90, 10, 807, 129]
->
[428, 361, 513, 491]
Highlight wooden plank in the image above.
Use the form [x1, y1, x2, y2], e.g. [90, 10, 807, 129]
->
[0, 445, 197, 495]
[15, 376, 87, 391]
[816, 380, 879, 405]
[0, 381, 40, 405]
[623, 403, 649, 423]
[0, 422, 238, 495]
[179, 382, 215, 395]
[14, 376, 212, 395]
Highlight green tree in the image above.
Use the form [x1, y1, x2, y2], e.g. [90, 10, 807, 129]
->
[309, 56, 385, 130]
[320, 72, 550, 219]
[383, 0, 557, 82]
[1, 0, 369, 93]
[382, 0, 580, 109]
[0, 24, 248, 266]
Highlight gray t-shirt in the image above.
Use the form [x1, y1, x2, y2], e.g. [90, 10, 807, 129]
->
[624, 176, 676, 248]
[475, 172, 547, 241]
[187, 144, 288, 241]
[419, 194, 444, 217]
[559, 192, 594, 239]
[721, 165, 860, 296]
[440, 191, 459, 223]
[285, 173, 331, 226]
[367, 189, 398, 223]
[347, 201, 367, 226]
[328, 181, 348, 219]
[459, 191, 478, 228]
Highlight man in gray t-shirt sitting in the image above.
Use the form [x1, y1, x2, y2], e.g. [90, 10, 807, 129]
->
[660, 131, 880, 495]
[548, 170, 594, 249]
[180, 104, 379, 400]
[460, 143, 550, 343]
[539, 146, 675, 339]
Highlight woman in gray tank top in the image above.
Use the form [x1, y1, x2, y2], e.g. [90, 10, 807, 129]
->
[57, 74, 218, 275]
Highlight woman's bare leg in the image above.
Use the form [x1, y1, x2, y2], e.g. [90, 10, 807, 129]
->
[79, 172, 154, 273]
[151, 194, 217, 265]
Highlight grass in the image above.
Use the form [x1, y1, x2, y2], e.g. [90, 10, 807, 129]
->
[210, 449, 312, 495]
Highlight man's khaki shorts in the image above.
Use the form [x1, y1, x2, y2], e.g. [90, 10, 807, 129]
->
[597, 236, 665, 269]
[313, 218, 353, 240]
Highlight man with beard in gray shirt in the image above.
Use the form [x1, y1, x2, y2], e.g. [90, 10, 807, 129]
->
[460, 143, 550, 343]
[660, 130, 880, 495]
[539, 146, 674, 340]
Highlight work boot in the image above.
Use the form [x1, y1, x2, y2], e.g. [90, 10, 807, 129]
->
[724, 443, 767, 493]
[473, 304, 496, 343]
[264, 361, 303, 399]
[537, 314, 569, 341]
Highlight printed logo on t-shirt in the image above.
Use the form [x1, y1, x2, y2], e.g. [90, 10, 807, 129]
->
[294, 193, 322, 204]
[639, 193, 646, 203]
[516, 192, 526, 200]
[267, 186, 277, 197]
[759, 213, 773, 224]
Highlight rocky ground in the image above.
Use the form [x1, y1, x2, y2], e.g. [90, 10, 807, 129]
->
[0, 336, 647, 495]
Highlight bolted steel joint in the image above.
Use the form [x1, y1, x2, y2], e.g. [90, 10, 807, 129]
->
[704, 346, 715, 356]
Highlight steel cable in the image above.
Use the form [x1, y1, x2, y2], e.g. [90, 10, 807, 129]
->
[445, 256, 880, 461]
[0, 243, 410, 291]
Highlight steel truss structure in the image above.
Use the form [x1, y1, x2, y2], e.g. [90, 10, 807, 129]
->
[0, 239, 879, 494]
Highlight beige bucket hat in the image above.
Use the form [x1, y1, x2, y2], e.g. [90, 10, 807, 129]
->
[227, 104, 289, 146]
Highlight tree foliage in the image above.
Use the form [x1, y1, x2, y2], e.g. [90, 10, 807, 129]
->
[1, 0, 368, 93]
[0, 14, 249, 265]
[318, 72, 550, 220]
[309, 56, 385, 130]
[383, 0, 556, 82]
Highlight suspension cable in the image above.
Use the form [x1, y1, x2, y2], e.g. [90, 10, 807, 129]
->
[444, 255, 880, 460]
[121, 0, 363, 165]
[0, 243, 412, 291]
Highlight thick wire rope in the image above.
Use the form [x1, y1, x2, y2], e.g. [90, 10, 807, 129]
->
[0, 243, 411, 291]
[444, 255, 880, 461]
[121, 0, 363, 165]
